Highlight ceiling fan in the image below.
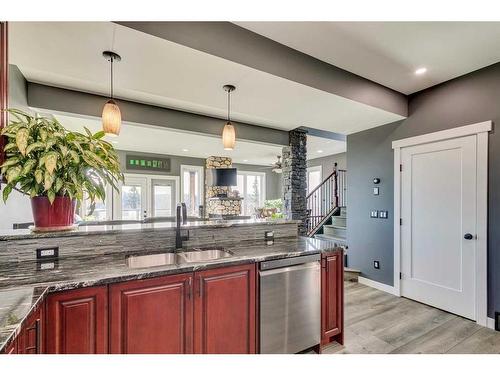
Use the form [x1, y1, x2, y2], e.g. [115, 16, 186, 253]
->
[267, 155, 283, 174]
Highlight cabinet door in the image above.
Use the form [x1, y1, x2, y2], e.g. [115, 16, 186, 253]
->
[18, 304, 44, 354]
[321, 251, 344, 346]
[110, 274, 193, 354]
[194, 264, 256, 354]
[46, 286, 108, 354]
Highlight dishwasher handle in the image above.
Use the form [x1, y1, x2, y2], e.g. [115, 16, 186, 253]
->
[260, 254, 321, 271]
[259, 261, 320, 277]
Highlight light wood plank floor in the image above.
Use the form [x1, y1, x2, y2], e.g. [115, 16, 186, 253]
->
[323, 281, 500, 354]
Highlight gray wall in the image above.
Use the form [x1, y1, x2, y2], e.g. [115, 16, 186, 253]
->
[233, 163, 282, 200]
[307, 152, 347, 180]
[346, 62, 500, 318]
[117, 151, 282, 200]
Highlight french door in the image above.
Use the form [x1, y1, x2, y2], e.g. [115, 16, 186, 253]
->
[113, 174, 179, 220]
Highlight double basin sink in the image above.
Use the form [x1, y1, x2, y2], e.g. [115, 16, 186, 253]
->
[126, 248, 233, 269]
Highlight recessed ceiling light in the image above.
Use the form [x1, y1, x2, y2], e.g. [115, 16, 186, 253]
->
[415, 67, 427, 75]
[111, 141, 118, 144]
[182, 148, 189, 152]
[317, 150, 324, 153]
[243, 159, 248, 162]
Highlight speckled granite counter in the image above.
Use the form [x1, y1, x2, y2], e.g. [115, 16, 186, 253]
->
[0, 236, 343, 352]
[0, 218, 298, 241]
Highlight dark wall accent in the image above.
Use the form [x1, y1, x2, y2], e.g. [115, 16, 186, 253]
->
[282, 129, 307, 235]
[116, 150, 283, 200]
[346, 62, 500, 317]
[117, 22, 408, 117]
[27, 82, 289, 146]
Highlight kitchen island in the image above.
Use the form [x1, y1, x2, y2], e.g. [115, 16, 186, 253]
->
[0, 219, 344, 354]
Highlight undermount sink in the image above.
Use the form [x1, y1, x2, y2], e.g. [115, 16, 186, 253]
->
[126, 253, 178, 268]
[126, 248, 233, 268]
[177, 249, 233, 263]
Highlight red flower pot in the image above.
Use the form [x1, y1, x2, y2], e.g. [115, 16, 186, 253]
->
[31, 196, 76, 231]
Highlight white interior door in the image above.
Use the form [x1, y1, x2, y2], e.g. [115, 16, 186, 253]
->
[116, 176, 148, 220]
[400, 135, 477, 320]
[151, 179, 176, 217]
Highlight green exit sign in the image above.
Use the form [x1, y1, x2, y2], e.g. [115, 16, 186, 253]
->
[126, 155, 171, 172]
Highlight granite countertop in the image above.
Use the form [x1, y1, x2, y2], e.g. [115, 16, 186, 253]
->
[0, 218, 299, 241]
[0, 236, 343, 352]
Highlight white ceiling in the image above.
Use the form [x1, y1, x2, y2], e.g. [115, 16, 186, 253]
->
[236, 22, 500, 94]
[9, 22, 403, 135]
[53, 114, 344, 166]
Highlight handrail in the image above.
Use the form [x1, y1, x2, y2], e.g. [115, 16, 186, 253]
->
[306, 163, 347, 236]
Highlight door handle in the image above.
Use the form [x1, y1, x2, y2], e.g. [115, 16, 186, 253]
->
[464, 233, 474, 240]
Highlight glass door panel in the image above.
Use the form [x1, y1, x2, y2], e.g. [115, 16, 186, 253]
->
[120, 177, 148, 220]
[152, 179, 176, 217]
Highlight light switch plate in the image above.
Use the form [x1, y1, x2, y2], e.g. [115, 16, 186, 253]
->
[373, 187, 379, 195]
[370, 210, 378, 218]
[379, 211, 389, 219]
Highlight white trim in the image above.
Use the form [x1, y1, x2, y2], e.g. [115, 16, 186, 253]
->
[236, 170, 267, 215]
[393, 121, 491, 327]
[180, 165, 205, 215]
[487, 318, 496, 330]
[358, 276, 399, 296]
[392, 121, 492, 149]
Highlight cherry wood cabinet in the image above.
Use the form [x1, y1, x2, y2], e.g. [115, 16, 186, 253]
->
[321, 251, 344, 346]
[194, 264, 256, 354]
[17, 304, 44, 354]
[46, 286, 108, 354]
[110, 273, 193, 354]
[3, 336, 18, 354]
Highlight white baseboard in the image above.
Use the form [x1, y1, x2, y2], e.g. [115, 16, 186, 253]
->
[358, 276, 399, 296]
[487, 317, 496, 330]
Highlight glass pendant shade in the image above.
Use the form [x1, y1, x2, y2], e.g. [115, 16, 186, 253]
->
[222, 121, 236, 150]
[102, 99, 121, 136]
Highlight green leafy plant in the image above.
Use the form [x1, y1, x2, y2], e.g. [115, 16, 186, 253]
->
[264, 198, 283, 212]
[0, 109, 124, 213]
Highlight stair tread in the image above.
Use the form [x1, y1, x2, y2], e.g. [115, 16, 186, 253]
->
[315, 234, 347, 242]
[324, 224, 347, 229]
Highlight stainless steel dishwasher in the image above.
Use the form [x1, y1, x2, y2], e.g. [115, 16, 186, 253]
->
[259, 254, 321, 354]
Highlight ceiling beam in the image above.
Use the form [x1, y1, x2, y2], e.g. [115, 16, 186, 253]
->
[27, 82, 289, 146]
[117, 21, 408, 118]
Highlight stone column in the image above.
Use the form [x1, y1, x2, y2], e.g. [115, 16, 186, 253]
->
[282, 129, 307, 236]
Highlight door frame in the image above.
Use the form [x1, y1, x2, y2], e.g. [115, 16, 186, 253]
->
[114, 173, 180, 220]
[392, 120, 491, 327]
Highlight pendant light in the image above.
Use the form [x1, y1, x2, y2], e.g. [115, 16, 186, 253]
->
[222, 84, 236, 150]
[102, 51, 122, 136]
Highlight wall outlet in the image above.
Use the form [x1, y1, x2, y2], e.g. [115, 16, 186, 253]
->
[36, 246, 59, 260]
[370, 210, 378, 218]
[373, 260, 380, 269]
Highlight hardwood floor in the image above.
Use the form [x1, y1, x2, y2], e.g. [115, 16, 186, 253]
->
[322, 281, 500, 354]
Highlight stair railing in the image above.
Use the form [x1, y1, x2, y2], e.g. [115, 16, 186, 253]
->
[306, 163, 346, 236]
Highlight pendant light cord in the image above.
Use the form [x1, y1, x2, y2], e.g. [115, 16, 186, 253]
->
[110, 56, 114, 99]
[227, 89, 231, 122]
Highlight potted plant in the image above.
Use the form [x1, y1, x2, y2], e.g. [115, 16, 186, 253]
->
[0, 109, 123, 231]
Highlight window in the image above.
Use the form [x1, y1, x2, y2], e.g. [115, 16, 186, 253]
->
[236, 171, 266, 216]
[180, 165, 204, 216]
[152, 180, 175, 217]
[79, 172, 112, 222]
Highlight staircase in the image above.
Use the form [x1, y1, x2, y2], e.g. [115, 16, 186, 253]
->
[306, 163, 346, 237]
[315, 206, 347, 244]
